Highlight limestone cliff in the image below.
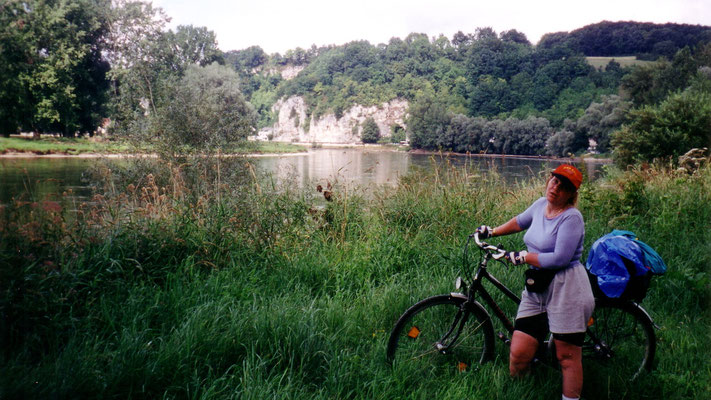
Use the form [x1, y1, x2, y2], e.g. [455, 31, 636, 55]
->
[257, 96, 408, 144]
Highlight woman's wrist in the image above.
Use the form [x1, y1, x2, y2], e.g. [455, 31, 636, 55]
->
[492, 227, 497, 236]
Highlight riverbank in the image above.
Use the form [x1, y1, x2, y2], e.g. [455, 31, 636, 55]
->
[1, 137, 610, 162]
[0, 137, 309, 158]
[407, 148, 613, 163]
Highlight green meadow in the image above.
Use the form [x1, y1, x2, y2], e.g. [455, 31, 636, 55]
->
[585, 56, 654, 69]
[1, 159, 709, 399]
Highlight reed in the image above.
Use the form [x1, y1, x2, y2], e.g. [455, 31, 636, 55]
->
[1, 159, 709, 399]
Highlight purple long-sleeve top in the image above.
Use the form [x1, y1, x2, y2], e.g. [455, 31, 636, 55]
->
[515, 197, 584, 270]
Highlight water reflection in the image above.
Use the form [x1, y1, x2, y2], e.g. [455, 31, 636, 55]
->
[1, 149, 609, 204]
[0, 157, 96, 204]
[255, 149, 412, 188]
[254, 148, 608, 189]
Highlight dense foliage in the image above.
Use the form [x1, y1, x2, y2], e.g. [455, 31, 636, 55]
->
[396, 41, 710, 159]
[229, 25, 709, 160]
[245, 31, 625, 135]
[540, 21, 711, 60]
[105, 2, 255, 153]
[0, 0, 111, 136]
[612, 86, 711, 165]
[0, 0, 254, 151]
[143, 63, 257, 154]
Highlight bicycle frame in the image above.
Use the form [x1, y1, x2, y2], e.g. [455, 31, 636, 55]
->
[468, 260, 521, 335]
[424, 238, 519, 355]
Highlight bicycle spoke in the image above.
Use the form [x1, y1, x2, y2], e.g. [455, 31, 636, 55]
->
[387, 296, 494, 371]
[583, 302, 655, 386]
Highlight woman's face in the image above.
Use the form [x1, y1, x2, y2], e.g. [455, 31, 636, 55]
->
[546, 176, 575, 207]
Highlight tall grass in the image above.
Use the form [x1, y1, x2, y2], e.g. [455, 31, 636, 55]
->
[1, 159, 709, 399]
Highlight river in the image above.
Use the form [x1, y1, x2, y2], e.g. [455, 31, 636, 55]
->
[0, 148, 609, 205]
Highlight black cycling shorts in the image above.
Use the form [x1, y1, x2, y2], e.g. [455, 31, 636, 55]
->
[514, 312, 585, 347]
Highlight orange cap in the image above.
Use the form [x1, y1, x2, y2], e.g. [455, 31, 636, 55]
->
[552, 164, 583, 190]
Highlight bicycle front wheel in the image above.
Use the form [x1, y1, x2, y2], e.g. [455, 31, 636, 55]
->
[386, 294, 495, 373]
[583, 299, 656, 384]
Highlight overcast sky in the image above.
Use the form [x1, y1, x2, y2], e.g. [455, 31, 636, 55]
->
[152, 0, 711, 54]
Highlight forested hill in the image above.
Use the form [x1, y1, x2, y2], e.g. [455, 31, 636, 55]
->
[539, 21, 711, 59]
[227, 21, 710, 160]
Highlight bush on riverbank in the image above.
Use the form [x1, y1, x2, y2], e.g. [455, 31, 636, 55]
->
[1, 160, 709, 399]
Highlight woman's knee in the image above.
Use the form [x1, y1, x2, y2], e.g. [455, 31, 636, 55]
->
[509, 330, 539, 375]
[555, 339, 582, 368]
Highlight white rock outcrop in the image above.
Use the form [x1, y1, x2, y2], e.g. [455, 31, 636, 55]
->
[260, 96, 408, 144]
[280, 65, 305, 80]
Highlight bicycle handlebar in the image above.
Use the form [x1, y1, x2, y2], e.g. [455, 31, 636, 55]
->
[470, 232, 508, 260]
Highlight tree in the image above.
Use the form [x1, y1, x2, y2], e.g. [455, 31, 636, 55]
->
[546, 129, 576, 156]
[406, 93, 451, 149]
[106, 0, 170, 133]
[162, 25, 223, 73]
[611, 88, 711, 166]
[0, 0, 112, 136]
[468, 75, 517, 117]
[494, 117, 551, 155]
[148, 63, 257, 153]
[0, 1, 33, 135]
[225, 46, 267, 74]
[574, 95, 630, 153]
[500, 29, 530, 46]
[452, 31, 473, 49]
[361, 117, 380, 143]
[106, 1, 225, 144]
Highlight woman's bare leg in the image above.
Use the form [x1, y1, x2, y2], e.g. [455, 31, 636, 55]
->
[555, 339, 584, 398]
[509, 330, 539, 376]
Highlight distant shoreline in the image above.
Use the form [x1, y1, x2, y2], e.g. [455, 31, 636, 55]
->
[0, 146, 611, 163]
[406, 148, 612, 163]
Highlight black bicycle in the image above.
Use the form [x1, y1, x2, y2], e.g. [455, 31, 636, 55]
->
[386, 232, 656, 383]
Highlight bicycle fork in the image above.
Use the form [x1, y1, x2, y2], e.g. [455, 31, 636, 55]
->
[434, 303, 471, 354]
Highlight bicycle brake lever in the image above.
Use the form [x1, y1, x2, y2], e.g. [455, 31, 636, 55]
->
[491, 244, 507, 260]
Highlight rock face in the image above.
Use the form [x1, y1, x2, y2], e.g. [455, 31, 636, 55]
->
[279, 65, 305, 80]
[259, 96, 409, 143]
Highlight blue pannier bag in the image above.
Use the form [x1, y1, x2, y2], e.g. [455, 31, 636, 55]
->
[608, 230, 667, 275]
[586, 232, 656, 301]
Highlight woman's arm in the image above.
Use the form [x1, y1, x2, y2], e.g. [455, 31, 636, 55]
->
[491, 217, 523, 237]
[491, 217, 544, 267]
[524, 215, 584, 269]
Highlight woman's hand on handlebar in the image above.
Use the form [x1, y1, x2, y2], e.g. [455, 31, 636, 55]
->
[475, 225, 493, 239]
[471, 231, 507, 260]
[505, 250, 528, 265]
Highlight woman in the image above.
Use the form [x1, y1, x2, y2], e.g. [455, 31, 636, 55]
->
[477, 164, 594, 400]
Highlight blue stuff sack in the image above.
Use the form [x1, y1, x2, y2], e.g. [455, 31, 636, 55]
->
[586, 232, 651, 301]
[608, 230, 667, 275]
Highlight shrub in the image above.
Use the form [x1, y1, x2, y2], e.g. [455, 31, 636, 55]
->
[148, 63, 257, 154]
[361, 117, 380, 143]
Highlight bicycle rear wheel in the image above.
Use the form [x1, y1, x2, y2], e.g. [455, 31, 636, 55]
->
[386, 294, 495, 373]
[583, 299, 656, 384]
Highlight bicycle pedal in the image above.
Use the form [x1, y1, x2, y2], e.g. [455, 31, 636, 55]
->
[497, 332, 511, 345]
